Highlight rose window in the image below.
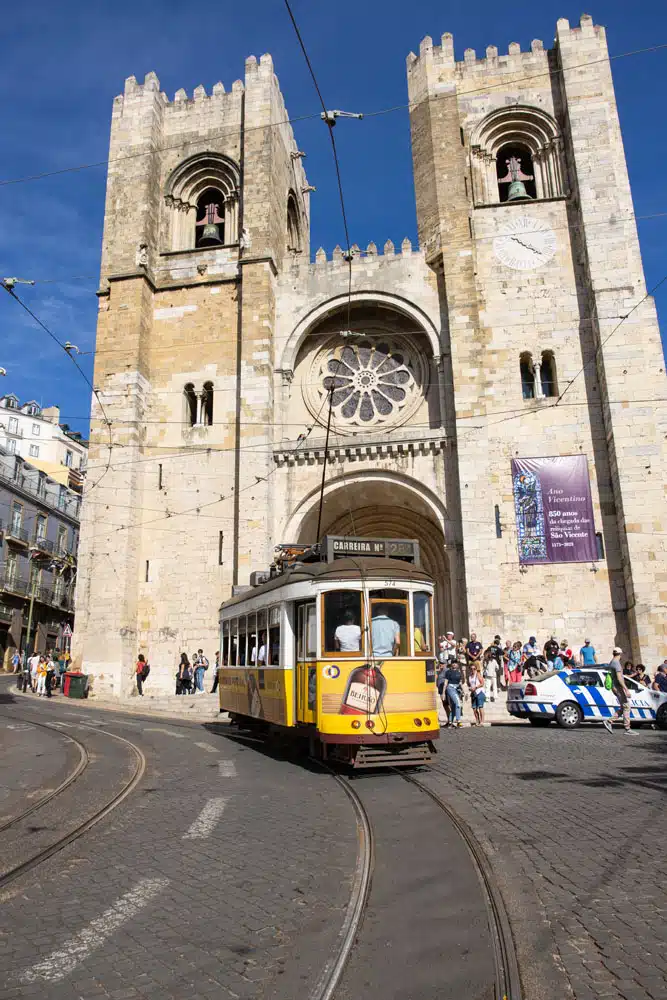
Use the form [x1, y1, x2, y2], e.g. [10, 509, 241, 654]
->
[306, 336, 423, 429]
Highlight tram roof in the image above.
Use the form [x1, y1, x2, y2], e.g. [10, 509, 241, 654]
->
[219, 557, 433, 612]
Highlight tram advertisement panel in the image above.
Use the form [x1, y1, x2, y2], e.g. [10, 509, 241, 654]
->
[511, 455, 597, 565]
[319, 659, 437, 720]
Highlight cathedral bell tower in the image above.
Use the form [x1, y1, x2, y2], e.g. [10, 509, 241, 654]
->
[73, 56, 310, 697]
[407, 15, 667, 663]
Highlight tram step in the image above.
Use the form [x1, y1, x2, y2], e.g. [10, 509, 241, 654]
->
[352, 743, 433, 769]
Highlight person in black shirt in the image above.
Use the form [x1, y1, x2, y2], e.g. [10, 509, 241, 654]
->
[543, 636, 559, 664]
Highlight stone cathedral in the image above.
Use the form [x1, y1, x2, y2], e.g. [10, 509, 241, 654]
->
[73, 14, 666, 698]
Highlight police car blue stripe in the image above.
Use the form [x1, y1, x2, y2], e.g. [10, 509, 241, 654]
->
[587, 685, 613, 718]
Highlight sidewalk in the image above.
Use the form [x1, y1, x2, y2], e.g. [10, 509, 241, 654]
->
[9, 682, 226, 723]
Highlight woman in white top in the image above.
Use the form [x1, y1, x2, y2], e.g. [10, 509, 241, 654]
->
[334, 610, 361, 652]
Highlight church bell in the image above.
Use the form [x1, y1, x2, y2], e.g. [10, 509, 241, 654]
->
[506, 180, 532, 202]
[198, 222, 223, 246]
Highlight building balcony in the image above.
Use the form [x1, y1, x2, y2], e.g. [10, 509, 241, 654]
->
[1, 575, 29, 597]
[5, 524, 30, 547]
[0, 602, 13, 623]
[31, 534, 55, 556]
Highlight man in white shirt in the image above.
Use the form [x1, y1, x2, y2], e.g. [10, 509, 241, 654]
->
[334, 611, 361, 652]
[371, 607, 401, 657]
[28, 652, 40, 692]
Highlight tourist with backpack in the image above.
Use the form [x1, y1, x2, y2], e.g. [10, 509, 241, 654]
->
[136, 654, 150, 696]
[192, 649, 209, 694]
[177, 653, 193, 695]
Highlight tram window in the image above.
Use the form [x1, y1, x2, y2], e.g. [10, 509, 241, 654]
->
[222, 621, 230, 666]
[413, 592, 433, 654]
[248, 612, 257, 665]
[269, 605, 280, 665]
[297, 603, 317, 660]
[230, 618, 238, 666]
[370, 591, 409, 657]
[323, 590, 363, 655]
[256, 610, 268, 666]
[237, 615, 247, 666]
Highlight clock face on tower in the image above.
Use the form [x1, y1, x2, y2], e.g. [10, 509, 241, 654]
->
[493, 216, 557, 271]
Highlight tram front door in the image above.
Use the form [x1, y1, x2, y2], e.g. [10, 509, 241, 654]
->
[296, 601, 317, 724]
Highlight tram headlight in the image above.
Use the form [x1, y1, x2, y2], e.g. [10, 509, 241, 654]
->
[351, 720, 361, 729]
[365, 720, 375, 729]
[414, 718, 423, 727]
[423, 717, 431, 726]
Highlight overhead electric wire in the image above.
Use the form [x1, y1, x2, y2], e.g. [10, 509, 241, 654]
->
[556, 272, 667, 404]
[0, 284, 114, 496]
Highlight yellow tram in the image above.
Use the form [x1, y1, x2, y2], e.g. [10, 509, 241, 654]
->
[217, 537, 439, 767]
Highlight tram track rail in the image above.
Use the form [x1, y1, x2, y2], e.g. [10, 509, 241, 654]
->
[0, 712, 146, 891]
[0, 718, 89, 834]
[400, 771, 522, 1000]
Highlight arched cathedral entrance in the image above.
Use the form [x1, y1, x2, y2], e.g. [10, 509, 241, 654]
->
[286, 474, 453, 634]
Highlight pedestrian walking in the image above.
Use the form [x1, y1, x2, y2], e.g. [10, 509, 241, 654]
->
[468, 662, 486, 725]
[44, 651, 56, 698]
[136, 653, 149, 696]
[603, 647, 635, 735]
[29, 651, 40, 692]
[11, 649, 21, 673]
[211, 651, 221, 693]
[483, 647, 499, 702]
[177, 653, 193, 695]
[443, 660, 464, 728]
[192, 649, 209, 693]
[36, 656, 47, 696]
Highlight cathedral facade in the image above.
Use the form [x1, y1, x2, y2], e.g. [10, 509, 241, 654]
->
[73, 15, 667, 698]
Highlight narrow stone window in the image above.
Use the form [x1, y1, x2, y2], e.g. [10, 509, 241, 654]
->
[595, 532, 604, 560]
[158, 464, 163, 490]
[218, 530, 224, 565]
[195, 188, 225, 248]
[520, 353, 536, 399]
[497, 143, 536, 202]
[145, 560, 150, 582]
[540, 351, 558, 397]
[202, 381, 214, 426]
[184, 383, 197, 426]
[286, 193, 301, 253]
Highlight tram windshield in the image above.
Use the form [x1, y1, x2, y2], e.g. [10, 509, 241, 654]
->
[323, 590, 363, 655]
[370, 589, 409, 657]
[413, 591, 433, 653]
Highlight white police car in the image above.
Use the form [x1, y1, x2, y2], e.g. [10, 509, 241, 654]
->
[507, 667, 667, 729]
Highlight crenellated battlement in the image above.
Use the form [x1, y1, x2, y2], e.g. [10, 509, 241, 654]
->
[287, 238, 423, 274]
[406, 14, 605, 80]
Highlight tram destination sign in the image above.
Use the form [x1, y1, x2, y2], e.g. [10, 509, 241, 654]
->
[324, 536, 420, 566]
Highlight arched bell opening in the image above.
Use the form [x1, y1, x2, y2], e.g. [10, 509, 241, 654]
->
[195, 188, 225, 247]
[497, 142, 536, 202]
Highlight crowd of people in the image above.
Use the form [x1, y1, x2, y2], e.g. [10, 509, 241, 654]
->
[435, 631, 667, 728]
[12, 648, 72, 697]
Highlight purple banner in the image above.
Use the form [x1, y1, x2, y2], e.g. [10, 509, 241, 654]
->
[511, 456, 597, 564]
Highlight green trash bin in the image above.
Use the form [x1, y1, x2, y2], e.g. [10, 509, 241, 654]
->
[65, 672, 88, 699]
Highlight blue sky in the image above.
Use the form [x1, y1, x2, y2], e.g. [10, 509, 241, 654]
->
[1, 1, 665, 435]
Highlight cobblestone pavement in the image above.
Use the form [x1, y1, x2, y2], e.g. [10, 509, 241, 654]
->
[0, 683, 357, 1000]
[424, 725, 667, 1000]
[0, 710, 81, 826]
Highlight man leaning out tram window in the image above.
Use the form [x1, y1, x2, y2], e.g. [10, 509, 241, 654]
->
[371, 605, 401, 657]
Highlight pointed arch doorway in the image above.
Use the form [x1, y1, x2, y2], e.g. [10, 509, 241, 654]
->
[286, 474, 453, 634]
